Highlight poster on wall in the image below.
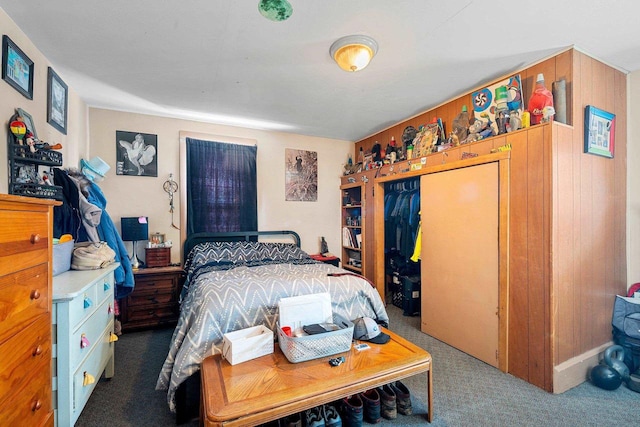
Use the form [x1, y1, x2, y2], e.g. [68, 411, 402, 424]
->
[471, 74, 523, 130]
[285, 148, 317, 201]
[116, 131, 158, 177]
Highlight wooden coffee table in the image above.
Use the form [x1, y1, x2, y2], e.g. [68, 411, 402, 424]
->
[200, 328, 432, 426]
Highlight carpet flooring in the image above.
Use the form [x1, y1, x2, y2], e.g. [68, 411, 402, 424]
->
[76, 305, 640, 426]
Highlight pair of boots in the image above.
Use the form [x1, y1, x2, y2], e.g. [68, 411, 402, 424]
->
[340, 381, 412, 425]
[377, 381, 413, 420]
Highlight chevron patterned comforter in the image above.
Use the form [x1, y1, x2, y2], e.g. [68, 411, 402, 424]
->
[156, 241, 388, 412]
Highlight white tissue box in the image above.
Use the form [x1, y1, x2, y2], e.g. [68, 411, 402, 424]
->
[222, 325, 274, 365]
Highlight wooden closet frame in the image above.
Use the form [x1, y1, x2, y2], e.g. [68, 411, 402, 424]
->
[373, 151, 511, 372]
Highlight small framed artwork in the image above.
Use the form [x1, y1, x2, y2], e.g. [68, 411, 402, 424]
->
[116, 130, 158, 177]
[2, 35, 34, 99]
[17, 107, 37, 139]
[584, 105, 615, 158]
[47, 67, 68, 134]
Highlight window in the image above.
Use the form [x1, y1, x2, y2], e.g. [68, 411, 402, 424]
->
[184, 136, 257, 235]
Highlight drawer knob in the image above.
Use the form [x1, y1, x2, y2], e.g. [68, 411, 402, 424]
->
[80, 333, 90, 349]
[84, 296, 93, 309]
[108, 304, 114, 314]
[31, 399, 42, 411]
[30, 234, 41, 244]
[32, 345, 43, 356]
[104, 282, 110, 291]
[109, 332, 119, 343]
[30, 289, 41, 300]
[83, 371, 96, 386]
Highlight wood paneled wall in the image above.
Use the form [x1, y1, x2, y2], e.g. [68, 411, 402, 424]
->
[350, 48, 627, 392]
[551, 51, 627, 367]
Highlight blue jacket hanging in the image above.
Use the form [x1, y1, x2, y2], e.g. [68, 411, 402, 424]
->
[85, 182, 135, 299]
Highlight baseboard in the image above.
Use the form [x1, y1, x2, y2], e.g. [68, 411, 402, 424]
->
[553, 341, 613, 393]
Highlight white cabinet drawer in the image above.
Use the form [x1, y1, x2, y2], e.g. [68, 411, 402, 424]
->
[71, 321, 114, 422]
[96, 274, 115, 306]
[69, 296, 114, 369]
[68, 282, 98, 330]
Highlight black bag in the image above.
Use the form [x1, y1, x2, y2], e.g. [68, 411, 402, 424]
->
[613, 328, 640, 374]
[612, 295, 640, 339]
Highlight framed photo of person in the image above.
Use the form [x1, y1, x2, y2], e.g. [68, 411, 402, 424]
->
[47, 67, 68, 134]
[2, 35, 34, 99]
[116, 131, 158, 177]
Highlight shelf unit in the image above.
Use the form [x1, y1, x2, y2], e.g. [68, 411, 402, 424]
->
[340, 182, 365, 274]
[7, 113, 63, 200]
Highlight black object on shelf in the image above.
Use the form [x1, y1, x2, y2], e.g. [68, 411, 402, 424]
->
[7, 111, 64, 201]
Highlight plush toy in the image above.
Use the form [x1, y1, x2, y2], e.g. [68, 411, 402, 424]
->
[25, 131, 37, 153]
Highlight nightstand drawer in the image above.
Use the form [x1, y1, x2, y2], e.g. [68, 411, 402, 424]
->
[125, 304, 178, 324]
[127, 288, 177, 306]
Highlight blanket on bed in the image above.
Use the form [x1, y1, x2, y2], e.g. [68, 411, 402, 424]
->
[156, 248, 388, 412]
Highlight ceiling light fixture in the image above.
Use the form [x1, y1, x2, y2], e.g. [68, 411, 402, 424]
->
[258, 0, 293, 22]
[330, 35, 378, 72]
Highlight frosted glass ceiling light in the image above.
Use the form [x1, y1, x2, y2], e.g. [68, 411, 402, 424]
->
[258, 0, 293, 22]
[330, 35, 378, 72]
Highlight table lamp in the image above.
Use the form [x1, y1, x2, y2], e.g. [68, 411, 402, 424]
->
[121, 216, 148, 269]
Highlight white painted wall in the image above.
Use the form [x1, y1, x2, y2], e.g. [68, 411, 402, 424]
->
[88, 108, 352, 262]
[0, 8, 89, 194]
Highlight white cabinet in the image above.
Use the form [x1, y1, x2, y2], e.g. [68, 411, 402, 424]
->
[52, 264, 119, 426]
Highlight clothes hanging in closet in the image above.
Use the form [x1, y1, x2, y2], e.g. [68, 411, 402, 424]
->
[384, 180, 420, 260]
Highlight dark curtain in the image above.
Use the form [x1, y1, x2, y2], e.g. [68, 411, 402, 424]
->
[186, 137, 257, 234]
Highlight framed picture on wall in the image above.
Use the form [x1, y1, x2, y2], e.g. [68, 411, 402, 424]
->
[47, 67, 68, 134]
[285, 148, 317, 201]
[116, 131, 158, 177]
[2, 35, 34, 99]
[584, 105, 615, 158]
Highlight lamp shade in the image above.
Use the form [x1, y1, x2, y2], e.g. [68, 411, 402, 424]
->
[330, 35, 378, 72]
[121, 217, 149, 242]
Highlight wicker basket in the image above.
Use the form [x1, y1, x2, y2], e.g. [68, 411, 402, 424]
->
[277, 314, 353, 363]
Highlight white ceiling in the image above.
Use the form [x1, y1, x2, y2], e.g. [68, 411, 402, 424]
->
[2, 1, 640, 142]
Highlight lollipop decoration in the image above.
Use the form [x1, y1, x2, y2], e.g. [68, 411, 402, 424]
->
[10, 118, 27, 145]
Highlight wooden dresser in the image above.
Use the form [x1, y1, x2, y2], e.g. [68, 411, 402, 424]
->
[120, 266, 185, 331]
[52, 264, 118, 426]
[0, 194, 59, 427]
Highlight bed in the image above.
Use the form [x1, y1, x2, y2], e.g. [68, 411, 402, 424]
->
[155, 231, 389, 421]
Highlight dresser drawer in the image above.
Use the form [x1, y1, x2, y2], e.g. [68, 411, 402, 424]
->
[69, 297, 114, 369]
[0, 314, 51, 405]
[0, 263, 49, 344]
[71, 321, 114, 422]
[67, 281, 99, 330]
[96, 272, 115, 306]
[0, 372, 52, 427]
[0, 209, 49, 274]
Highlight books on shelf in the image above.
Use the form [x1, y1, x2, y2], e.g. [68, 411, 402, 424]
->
[342, 226, 361, 249]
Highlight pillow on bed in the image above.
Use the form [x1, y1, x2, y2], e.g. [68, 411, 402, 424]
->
[184, 241, 309, 275]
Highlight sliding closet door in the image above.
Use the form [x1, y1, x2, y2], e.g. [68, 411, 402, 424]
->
[420, 162, 499, 368]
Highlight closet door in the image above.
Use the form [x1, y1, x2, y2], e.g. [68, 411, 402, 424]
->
[420, 162, 499, 368]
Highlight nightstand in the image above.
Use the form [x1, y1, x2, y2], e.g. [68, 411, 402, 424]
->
[309, 253, 340, 267]
[120, 266, 185, 331]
